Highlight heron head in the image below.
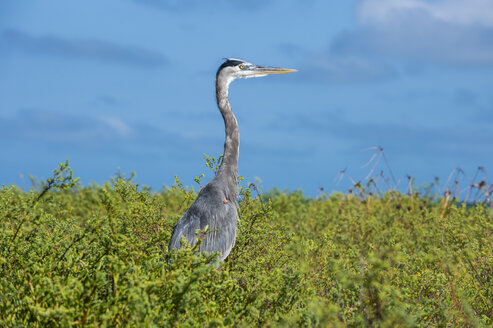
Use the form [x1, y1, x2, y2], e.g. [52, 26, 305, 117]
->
[217, 58, 296, 85]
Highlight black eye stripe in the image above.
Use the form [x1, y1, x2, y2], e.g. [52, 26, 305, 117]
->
[219, 59, 246, 70]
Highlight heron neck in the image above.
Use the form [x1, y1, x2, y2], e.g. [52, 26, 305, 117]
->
[216, 77, 239, 179]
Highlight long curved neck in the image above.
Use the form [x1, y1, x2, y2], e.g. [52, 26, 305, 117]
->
[216, 76, 239, 179]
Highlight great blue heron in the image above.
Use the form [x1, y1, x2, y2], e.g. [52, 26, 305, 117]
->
[168, 58, 296, 262]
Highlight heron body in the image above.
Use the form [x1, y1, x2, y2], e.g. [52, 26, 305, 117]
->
[168, 58, 296, 262]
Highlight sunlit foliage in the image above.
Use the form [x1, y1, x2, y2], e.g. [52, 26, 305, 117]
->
[1, 161, 492, 327]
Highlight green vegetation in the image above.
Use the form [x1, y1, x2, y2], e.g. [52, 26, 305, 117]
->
[1, 161, 492, 327]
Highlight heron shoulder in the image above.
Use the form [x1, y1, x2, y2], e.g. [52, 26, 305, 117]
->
[168, 179, 239, 256]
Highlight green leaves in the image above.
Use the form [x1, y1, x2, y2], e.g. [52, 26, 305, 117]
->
[34, 159, 80, 204]
[203, 154, 223, 175]
[0, 161, 492, 326]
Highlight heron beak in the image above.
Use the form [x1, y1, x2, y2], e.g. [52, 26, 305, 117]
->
[250, 65, 297, 76]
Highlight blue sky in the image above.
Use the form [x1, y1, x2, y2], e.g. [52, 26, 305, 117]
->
[1, 0, 492, 196]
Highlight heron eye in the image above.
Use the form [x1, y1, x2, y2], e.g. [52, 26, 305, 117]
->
[239, 64, 245, 70]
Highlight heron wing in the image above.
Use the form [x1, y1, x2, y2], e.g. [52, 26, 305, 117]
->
[168, 208, 201, 251]
[198, 201, 238, 261]
[168, 182, 238, 261]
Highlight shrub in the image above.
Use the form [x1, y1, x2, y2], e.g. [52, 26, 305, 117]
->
[0, 161, 491, 327]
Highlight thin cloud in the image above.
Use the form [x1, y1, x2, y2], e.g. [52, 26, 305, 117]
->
[330, 0, 493, 67]
[277, 42, 397, 84]
[298, 0, 493, 85]
[0, 29, 167, 68]
[0, 109, 135, 144]
[295, 55, 397, 84]
[359, 0, 493, 28]
[268, 111, 493, 158]
[0, 109, 215, 155]
[331, 17, 493, 67]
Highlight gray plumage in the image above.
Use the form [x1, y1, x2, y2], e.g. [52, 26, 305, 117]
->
[168, 58, 296, 262]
